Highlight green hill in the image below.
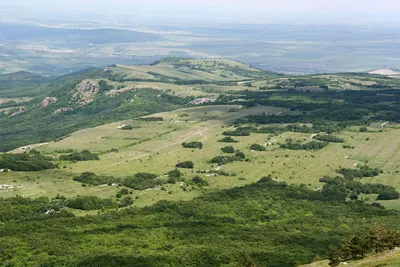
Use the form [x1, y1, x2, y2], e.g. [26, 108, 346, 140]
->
[0, 58, 276, 152]
[302, 248, 400, 267]
[3, 58, 400, 266]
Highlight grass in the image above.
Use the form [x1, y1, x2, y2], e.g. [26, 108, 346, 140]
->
[4, 105, 400, 210]
[301, 248, 400, 267]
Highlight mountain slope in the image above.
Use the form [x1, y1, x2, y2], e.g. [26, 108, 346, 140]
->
[302, 248, 400, 267]
[0, 58, 270, 152]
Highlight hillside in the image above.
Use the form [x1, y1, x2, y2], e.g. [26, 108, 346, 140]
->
[0, 58, 276, 152]
[302, 248, 400, 266]
[3, 58, 400, 266]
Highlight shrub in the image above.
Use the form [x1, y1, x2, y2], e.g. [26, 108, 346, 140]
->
[221, 146, 235, 153]
[167, 168, 182, 179]
[176, 161, 194, 169]
[191, 176, 209, 186]
[182, 141, 203, 149]
[250, 144, 266, 151]
[0, 152, 56, 171]
[67, 196, 115, 210]
[123, 173, 160, 190]
[118, 196, 134, 207]
[313, 134, 344, 143]
[73, 172, 120, 186]
[218, 137, 239, 143]
[60, 150, 99, 161]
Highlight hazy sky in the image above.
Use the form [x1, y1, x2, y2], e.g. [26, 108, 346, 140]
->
[4, 0, 400, 24]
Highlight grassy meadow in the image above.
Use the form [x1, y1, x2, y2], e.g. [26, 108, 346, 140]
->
[3, 104, 400, 210]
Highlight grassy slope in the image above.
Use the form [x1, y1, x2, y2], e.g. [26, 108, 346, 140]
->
[302, 248, 400, 267]
[0, 59, 273, 152]
[3, 104, 400, 211]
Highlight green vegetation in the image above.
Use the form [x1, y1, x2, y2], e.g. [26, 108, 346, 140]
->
[60, 150, 99, 161]
[0, 151, 56, 171]
[250, 143, 266, 151]
[4, 58, 400, 266]
[336, 166, 383, 179]
[191, 175, 209, 186]
[67, 195, 115, 210]
[210, 150, 246, 165]
[123, 173, 160, 190]
[182, 141, 203, 149]
[218, 136, 239, 143]
[73, 172, 120, 186]
[313, 135, 344, 143]
[221, 146, 235, 153]
[328, 224, 400, 266]
[0, 178, 399, 266]
[281, 139, 329, 151]
[176, 161, 194, 169]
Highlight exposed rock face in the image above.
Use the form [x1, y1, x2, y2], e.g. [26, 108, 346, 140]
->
[72, 80, 99, 106]
[40, 97, 57, 107]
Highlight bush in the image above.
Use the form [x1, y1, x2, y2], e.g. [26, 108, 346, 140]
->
[222, 127, 254, 136]
[116, 188, 130, 198]
[118, 196, 133, 207]
[210, 151, 245, 165]
[167, 168, 182, 179]
[67, 196, 115, 210]
[218, 137, 238, 143]
[221, 146, 235, 153]
[280, 140, 328, 151]
[359, 127, 368, 132]
[0, 152, 56, 171]
[123, 173, 160, 190]
[182, 141, 203, 149]
[191, 176, 209, 186]
[313, 134, 344, 143]
[250, 144, 266, 151]
[60, 150, 99, 161]
[176, 161, 194, 169]
[73, 172, 120, 186]
[336, 166, 383, 179]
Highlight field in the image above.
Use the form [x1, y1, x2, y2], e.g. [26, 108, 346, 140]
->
[4, 103, 400, 210]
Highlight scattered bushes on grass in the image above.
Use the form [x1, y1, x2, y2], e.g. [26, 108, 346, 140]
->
[60, 150, 99, 161]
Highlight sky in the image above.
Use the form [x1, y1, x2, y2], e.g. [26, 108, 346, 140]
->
[3, 0, 400, 24]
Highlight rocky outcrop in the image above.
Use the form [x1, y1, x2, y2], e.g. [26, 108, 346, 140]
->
[40, 97, 57, 107]
[72, 80, 99, 106]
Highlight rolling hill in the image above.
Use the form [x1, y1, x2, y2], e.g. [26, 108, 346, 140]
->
[2, 58, 400, 266]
